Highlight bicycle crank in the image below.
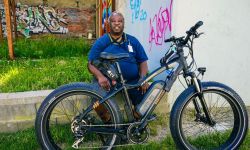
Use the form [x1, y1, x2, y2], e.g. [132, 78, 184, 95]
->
[127, 122, 150, 144]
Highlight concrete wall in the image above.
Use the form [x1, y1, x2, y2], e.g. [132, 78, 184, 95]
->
[0, 90, 52, 133]
[169, 0, 250, 106]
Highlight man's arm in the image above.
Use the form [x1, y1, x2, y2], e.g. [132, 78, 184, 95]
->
[139, 61, 148, 78]
[139, 61, 149, 94]
[88, 61, 111, 91]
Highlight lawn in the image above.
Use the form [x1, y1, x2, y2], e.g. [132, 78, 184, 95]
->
[0, 126, 249, 150]
[0, 57, 91, 92]
[0, 36, 92, 92]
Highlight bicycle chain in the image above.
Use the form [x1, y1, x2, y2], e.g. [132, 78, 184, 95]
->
[73, 121, 149, 149]
[81, 121, 141, 127]
[75, 143, 150, 149]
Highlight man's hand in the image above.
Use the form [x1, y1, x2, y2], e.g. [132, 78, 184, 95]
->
[140, 82, 149, 94]
[98, 76, 111, 91]
[138, 76, 149, 94]
[88, 61, 112, 91]
[138, 61, 149, 94]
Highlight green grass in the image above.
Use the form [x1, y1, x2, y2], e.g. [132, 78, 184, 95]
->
[0, 35, 91, 59]
[0, 35, 93, 92]
[148, 113, 169, 136]
[118, 136, 177, 150]
[0, 128, 39, 150]
[0, 126, 249, 150]
[0, 126, 176, 150]
[0, 57, 92, 92]
[0, 112, 249, 150]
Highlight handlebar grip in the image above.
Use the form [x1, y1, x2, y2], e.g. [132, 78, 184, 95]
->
[164, 36, 175, 43]
[192, 21, 203, 31]
[164, 38, 172, 43]
[185, 21, 203, 42]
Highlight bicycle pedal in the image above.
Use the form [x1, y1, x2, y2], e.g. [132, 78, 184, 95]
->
[147, 114, 157, 122]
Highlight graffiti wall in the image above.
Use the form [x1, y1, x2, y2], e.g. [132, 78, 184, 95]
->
[16, 3, 68, 38]
[117, 0, 173, 77]
[0, 2, 96, 38]
[0, 4, 6, 36]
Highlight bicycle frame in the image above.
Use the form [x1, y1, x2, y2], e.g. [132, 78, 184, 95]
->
[36, 21, 248, 150]
[81, 22, 216, 134]
[80, 52, 185, 134]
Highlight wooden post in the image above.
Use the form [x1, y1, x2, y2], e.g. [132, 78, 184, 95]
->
[3, 0, 14, 60]
[96, 0, 99, 38]
[112, 0, 115, 11]
[98, 0, 102, 37]
[0, 11, 3, 43]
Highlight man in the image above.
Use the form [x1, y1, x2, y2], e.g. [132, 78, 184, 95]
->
[88, 11, 149, 119]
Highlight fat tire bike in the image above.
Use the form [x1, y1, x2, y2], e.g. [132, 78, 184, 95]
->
[35, 21, 248, 150]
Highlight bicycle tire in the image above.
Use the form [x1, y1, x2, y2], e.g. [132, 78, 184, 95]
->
[35, 82, 123, 150]
[170, 81, 248, 150]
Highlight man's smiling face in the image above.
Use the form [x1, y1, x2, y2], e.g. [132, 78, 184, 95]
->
[109, 13, 124, 36]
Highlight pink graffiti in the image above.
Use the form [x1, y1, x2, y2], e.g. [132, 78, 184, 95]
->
[149, 0, 173, 51]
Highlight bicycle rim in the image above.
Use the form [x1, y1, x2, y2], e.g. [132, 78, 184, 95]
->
[41, 91, 117, 150]
[179, 89, 245, 149]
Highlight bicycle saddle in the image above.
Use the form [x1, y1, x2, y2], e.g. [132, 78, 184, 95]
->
[100, 52, 129, 60]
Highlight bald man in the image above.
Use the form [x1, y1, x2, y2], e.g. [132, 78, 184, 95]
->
[88, 12, 149, 113]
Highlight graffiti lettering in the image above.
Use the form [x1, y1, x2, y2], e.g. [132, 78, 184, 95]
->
[0, 4, 7, 37]
[130, 0, 147, 23]
[0, 3, 68, 38]
[16, 3, 68, 38]
[148, 0, 173, 51]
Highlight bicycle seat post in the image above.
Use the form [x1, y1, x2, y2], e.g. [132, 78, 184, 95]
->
[114, 62, 124, 84]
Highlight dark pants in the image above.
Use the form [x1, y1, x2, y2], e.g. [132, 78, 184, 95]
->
[92, 79, 144, 106]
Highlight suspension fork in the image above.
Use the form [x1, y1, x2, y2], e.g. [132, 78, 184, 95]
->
[191, 74, 215, 126]
[180, 48, 215, 125]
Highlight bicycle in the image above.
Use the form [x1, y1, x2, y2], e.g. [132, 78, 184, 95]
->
[35, 21, 248, 150]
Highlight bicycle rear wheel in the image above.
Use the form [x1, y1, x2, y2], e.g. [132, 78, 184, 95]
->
[35, 83, 122, 150]
[170, 81, 248, 150]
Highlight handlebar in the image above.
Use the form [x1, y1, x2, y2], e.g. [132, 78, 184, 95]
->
[164, 21, 203, 45]
[164, 36, 185, 43]
[183, 21, 203, 45]
[161, 21, 203, 66]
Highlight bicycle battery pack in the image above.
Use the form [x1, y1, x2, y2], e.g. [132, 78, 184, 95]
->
[136, 80, 165, 116]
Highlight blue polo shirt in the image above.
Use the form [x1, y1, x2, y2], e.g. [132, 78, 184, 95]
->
[88, 33, 148, 82]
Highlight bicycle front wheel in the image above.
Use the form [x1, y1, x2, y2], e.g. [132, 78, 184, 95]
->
[35, 82, 122, 150]
[170, 81, 248, 150]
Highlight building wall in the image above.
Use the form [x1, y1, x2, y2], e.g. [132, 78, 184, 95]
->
[116, 0, 173, 79]
[117, 0, 250, 106]
[0, 0, 96, 38]
[169, 0, 250, 105]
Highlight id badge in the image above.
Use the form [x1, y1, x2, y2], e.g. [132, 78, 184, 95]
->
[128, 45, 133, 52]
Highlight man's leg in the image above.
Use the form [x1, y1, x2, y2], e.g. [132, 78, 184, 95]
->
[91, 80, 111, 123]
[127, 88, 145, 119]
[128, 88, 144, 106]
